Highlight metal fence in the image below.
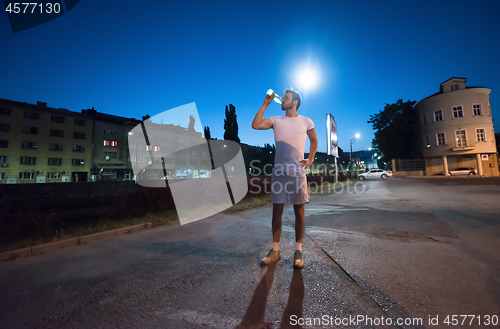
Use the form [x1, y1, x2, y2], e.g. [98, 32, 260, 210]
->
[394, 159, 424, 171]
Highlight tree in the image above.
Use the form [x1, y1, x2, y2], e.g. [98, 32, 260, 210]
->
[223, 104, 240, 143]
[203, 126, 211, 140]
[188, 115, 195, 132]
[367, 99, 420, 162]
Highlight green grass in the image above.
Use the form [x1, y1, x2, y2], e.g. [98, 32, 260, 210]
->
[1, 194, 272, 253]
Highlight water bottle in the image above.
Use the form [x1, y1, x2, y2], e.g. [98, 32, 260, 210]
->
[266, 89, 282, 104]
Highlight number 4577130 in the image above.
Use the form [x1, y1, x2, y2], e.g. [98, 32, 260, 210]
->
[5, 2, 61, 14]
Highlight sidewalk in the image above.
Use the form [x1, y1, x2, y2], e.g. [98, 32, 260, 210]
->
[1, 179, 499, 328]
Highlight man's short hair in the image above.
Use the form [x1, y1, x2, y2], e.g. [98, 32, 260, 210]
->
[285, 89, 302, 110]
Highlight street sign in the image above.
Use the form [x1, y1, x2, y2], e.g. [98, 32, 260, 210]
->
[481, 154, 489, 161]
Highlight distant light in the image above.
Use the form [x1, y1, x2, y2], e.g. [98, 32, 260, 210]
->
[378, 156, 381, 159]
[223, 145, 227, 148]
[355, 133, 360, 139]
[374, 153, 377, 156]
[368, 147, 372, 151]
[128, 132, 133, 135]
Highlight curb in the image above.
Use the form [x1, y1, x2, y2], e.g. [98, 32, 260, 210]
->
[0, 221, 169, 263]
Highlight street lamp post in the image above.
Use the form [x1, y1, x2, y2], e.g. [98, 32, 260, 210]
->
[349, 133, 360, 179]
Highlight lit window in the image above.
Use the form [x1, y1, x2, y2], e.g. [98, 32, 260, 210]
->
[455, 130, 466, 147]
[104, 140, 118, 147]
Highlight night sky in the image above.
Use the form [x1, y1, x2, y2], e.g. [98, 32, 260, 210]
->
[1, 0, 499, 154]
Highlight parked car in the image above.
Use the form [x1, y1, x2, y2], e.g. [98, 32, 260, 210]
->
[448, 167, 477, 176]
[358, 169, 393, 180]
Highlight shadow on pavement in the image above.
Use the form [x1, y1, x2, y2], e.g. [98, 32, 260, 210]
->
[279, 269, 304, 329]
[234, 264, 304, 329]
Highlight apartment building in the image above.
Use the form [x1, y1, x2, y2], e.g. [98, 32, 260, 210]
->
[0, 98, 93, 184]
[129, 120, 212, 181]
[81, 108, 140, 181]
[416, 78, 498, 176]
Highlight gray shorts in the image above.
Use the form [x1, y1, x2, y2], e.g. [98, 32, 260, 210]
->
[270, 167, 309, 205]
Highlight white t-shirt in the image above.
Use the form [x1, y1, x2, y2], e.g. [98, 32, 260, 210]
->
[269, 115, 315, 172]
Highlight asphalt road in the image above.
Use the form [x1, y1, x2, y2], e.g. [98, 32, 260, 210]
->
[0, 176, 499, 329]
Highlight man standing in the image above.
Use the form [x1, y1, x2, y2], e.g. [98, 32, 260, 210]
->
[252, 89, 318, 269]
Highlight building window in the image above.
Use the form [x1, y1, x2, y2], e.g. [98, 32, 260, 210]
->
[50, 129, 64, 137]
[1, 123, 11, 132]
[455, 130, 467, 147]
[73, 132, 86, 139]
[472, 104, 482, 116]
[48, 158, 62, 165]
[103, 140, 118, 147]
[49, 143, 63, 151]
[492, 129, 495, 143]
[0, 172, 5, 179]
[452, 106, 463, 118]
[24, 111, 40, 120]
[0, 107, 11, 116]
[19, 172, 35, 180]
[476, 128, 486, 142]
[0, 139, 8, 148]
[47, 172, 60, 179]
[104, 129, 118, 136]
[22, 126, 38, 134]
[190, 160, 198, 165]
[422, 114, 428, 125]
[436, 132, 446, 146]
[72, 159, 85, 166]
[0, 156, 6, 164]
[145, 145, 160, 152]
[73, 145, 85, 152]
[425, 135, 430, 148]
[20, 156, 36, 165]
[103, 152, 118, 159]
[434, 110, 443, 122]
[21, 141, 38, 149]
[450, 84, 459, 91]
[74, 119, 87, 126]
[51, 115, 65, 123]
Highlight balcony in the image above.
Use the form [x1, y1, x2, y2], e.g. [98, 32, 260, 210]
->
[451, 139, 475, 151]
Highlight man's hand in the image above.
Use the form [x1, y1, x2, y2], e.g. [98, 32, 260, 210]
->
[263, 94, 273, 106]
[300, 158, 314, 168]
